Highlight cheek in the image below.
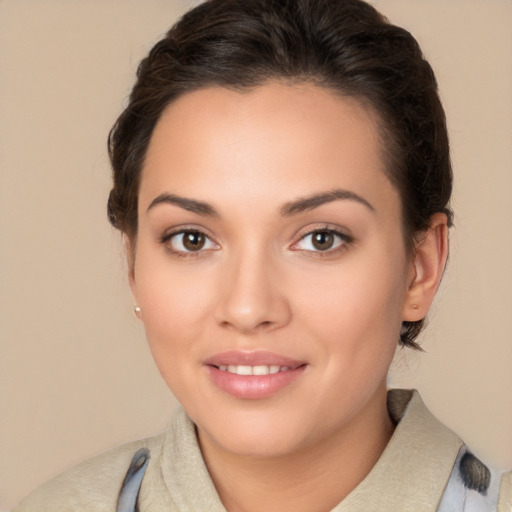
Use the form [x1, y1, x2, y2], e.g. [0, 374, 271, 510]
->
[295, 249, 407, 354]
[133, 259, 216, 399]
[133, 251, 214, 351]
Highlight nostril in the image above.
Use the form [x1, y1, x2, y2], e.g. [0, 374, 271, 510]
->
[214, 284, 292, 333]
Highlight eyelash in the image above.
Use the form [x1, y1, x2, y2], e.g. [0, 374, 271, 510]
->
[160, 226, 353, 258]
[160, 228, 219, 259]
[291, 227, 354, 256]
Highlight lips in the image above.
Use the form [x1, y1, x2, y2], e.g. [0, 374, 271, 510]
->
[204, 351, 307, 399]
[204, 350, 305, 368]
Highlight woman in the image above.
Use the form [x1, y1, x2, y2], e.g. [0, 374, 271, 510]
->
[12, 0, 511, 510]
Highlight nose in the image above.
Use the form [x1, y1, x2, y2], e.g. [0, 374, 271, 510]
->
[214, 246, 291, 334]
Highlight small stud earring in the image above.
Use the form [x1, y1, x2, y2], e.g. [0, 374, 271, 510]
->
[134, 305, 141, 316]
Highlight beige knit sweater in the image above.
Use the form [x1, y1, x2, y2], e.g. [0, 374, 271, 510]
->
[13, 390, 512, 511]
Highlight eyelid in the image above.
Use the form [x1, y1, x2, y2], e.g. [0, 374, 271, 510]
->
[160, 226, 220, 255]
[290, 225, 354, 253]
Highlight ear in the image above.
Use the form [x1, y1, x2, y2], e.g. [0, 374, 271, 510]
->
[123, 234, 140, 317]
[403, 213, 449, 322]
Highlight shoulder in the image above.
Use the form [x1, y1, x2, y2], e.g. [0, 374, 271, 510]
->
[12, 433, 165, 512]
[379, 390, 512, 511]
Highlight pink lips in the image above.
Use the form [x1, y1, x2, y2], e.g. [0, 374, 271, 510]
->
[204, 350, 307, 399]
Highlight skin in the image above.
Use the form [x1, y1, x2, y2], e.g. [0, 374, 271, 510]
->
[128, 82, 448, 512]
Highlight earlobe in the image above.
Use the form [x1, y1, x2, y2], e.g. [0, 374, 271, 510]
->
[125, 237, 142, 321]
[403, 213, 449, 322]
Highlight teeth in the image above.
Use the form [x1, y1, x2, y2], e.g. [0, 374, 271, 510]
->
[234, 365, 252, 375]
[218, 365, 290, 375]
[252, 365, 269, 375]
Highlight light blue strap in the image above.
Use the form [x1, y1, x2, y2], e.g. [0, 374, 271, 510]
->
[437, 445, 501, 512]
[116, 448, 150, 512]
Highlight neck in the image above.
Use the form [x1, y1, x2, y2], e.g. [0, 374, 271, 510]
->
[198, 386, 394, 512]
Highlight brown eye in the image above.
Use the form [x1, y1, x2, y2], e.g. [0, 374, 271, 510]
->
[164, 230, 218, 254]
[292, 228, 349, 254]
[182, 231, 206, 251]
[311, 231, 335, 251]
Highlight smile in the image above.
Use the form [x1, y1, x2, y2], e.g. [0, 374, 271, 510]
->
[217, 365, 290, 375]
[204, 351, 307, 399]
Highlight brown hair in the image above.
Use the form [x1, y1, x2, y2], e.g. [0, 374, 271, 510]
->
[107, 0, 453, 349]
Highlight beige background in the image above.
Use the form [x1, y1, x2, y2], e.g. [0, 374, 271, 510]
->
[1, 0, 511, 509]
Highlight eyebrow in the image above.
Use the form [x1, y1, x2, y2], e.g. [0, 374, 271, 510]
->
[146, 187, 374, 218]
[146, 193, 219, 217]
[280, 188, 375, 216]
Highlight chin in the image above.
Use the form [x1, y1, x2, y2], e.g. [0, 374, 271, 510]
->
[194, 404, 323, 459]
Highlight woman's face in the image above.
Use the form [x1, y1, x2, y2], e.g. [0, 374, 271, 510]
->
[130, 83, 415, 457]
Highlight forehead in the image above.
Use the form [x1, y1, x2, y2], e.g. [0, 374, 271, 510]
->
[139, 82, 398, 215]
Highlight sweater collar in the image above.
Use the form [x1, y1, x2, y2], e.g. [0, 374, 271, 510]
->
[332, 389, 462, 511]
[160, 389, 462, 511]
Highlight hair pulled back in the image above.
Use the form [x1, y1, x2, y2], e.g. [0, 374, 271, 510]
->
[107, 0, 453, 349]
